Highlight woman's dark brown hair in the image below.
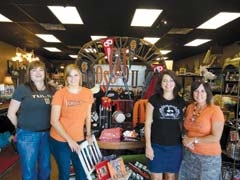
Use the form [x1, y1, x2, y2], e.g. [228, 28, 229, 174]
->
[24, 60, 51, 92]
[190, 80, 213, 105]
[155, 70, 182, 97]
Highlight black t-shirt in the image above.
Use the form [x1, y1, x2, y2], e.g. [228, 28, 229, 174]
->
[149, 94, 186, 146]
[12, 84, 53, 131]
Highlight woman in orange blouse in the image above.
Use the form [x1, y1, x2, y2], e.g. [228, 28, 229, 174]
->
[49, 64, 94, 180]
[179, 80, 225, 180]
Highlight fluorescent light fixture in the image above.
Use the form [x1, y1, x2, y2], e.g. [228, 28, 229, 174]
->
[131, 9, 163, 27]
[36, 34, 61, 43]
[91, 36, 107, 40]
[156, 57, 169, 61]
[197, 12, 240, 29]
[162, 57, 169, 60]
[160, 50, 171, 55]
[43, 47, 61, 52]
[143, 37, 160, 44]
[48, 6, 83, 24]
[156, 57, 169, 60]
[69, 55, 78, 58]
[0, 14, 12, 22]
[184, 39, 211, 46]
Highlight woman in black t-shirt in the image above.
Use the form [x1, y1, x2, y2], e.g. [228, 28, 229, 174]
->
[145, 70, 186, 180]
[7, 61, 54, 180]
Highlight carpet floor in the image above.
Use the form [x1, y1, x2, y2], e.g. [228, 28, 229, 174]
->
[0, 144, 19, 175]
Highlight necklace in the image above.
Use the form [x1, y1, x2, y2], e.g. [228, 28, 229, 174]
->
[191, 103, 207, 122]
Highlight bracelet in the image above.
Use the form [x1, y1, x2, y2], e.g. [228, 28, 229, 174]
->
[194, 137, 199, 144]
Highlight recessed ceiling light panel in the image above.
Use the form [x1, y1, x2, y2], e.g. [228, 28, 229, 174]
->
[48, 6, 83, 24]
[197, 12, 240, 29]
[69, 55, 78, 58]
[131, 9, 163, 27]
[184, 39, 211, 46]
[91, 36, 107, 41]
[143, 37, 160, 44]
[43, 47, 61, 52]
[160, 50, 171, 55]
[0, 14, 12, 22]
[36, 34, 61, 43]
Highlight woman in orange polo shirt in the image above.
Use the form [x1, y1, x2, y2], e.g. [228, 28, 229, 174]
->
[179, 80, 225, 180]
[49, 64, 93, 180]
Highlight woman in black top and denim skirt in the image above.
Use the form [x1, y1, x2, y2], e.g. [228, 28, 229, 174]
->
[145, 70, 186, 180]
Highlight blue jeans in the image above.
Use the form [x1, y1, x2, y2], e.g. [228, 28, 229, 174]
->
[49, 137, 86, 180]
[16, 128, 51, 180]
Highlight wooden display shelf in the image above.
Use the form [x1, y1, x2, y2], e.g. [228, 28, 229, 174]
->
[97, 140, 145, 150]
[0, 102, 9, 114]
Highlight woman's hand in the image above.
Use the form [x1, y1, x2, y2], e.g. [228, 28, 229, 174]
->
[145, 145, 154, 160]
[86, 135, 93, 145]
[182, 135, 195, 150]
[67, 139, 80, 152]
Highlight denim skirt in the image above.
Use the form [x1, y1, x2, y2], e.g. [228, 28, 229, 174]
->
[147, 143, 182, 173]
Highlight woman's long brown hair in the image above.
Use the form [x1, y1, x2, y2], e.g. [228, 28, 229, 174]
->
[24, 61, 51, 92]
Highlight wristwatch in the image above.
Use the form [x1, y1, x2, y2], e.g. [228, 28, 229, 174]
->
[194, 137, 199, 144]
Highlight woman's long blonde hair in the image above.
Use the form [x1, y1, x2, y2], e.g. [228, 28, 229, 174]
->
[64, 64, 82, 86]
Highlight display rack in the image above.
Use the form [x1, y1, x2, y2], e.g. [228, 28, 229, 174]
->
[178, 74, 202, 102]
[207, 67, 223, 95]
[221, 62, 240, 179]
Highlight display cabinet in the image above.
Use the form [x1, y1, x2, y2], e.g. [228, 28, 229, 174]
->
[220, 64, 240, 179]
[207, 67, 223, 95]
[178, 74, 202, 102]
[51, 73, 64, 87]
[220, 67, 240, 120]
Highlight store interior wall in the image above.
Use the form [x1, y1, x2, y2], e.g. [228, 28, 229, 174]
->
[0, 41, 240, 84]
[173, 43, 240, 73]
[0, 41, 16, 82]
[0, 41, 52, 83]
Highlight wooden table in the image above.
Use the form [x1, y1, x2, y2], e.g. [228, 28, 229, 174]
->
[97, 140, 145, 150]
[0, 102, 9, 114]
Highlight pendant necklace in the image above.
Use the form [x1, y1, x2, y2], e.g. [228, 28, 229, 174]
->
[191, 103, 206, 122]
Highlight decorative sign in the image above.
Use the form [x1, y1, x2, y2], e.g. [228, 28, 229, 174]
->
[101, 38, 114, 72]
[94, 65, 146, 87]
[152, 63, 166, 72]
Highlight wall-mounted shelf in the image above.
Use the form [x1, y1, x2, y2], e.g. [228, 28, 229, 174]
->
[178, 74, 202, 102]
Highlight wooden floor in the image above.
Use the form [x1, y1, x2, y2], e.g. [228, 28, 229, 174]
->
[0, 155, 59, 180]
